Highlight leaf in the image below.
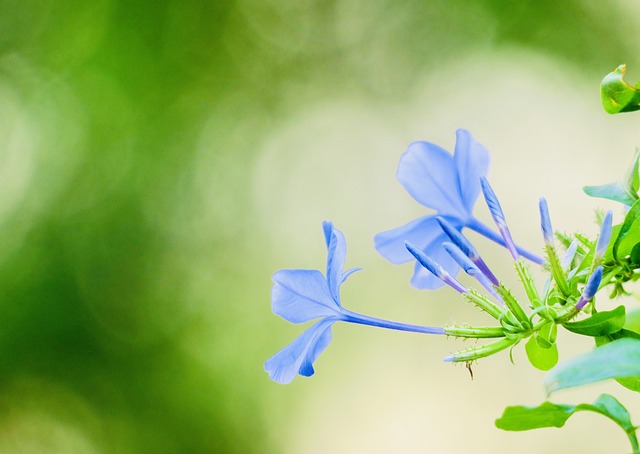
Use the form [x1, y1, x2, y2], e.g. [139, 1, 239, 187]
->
[595, 310, 640, 392]
[496, 401, 574, 431]
[525, 336, 558, 371]
[625, 309, 640, 334]
[495, 394, 634, 435]
[601, 64, 640, 114]
[613, 199, 640, 260]
[583, 182, 638, 206]
[631, 243, 640, 266]
[584, 149, 640, 206]
[545, 338, 640, 394]
[563, 305, 626, 337]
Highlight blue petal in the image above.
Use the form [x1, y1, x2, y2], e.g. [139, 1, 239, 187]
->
[375, 215, 460, 264]
[410, 233, 461, 289]
[272, 270, 341, 323]
[453, 129, 490, 214]
[322, 221, 347, 303]
[264, 318, 335, 384]
[397, 141, 468, 218]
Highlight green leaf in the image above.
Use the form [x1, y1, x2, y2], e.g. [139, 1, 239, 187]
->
[613, 199, 640, 260]
[595, 310, 640, 392]
[545, 338, 640, 394]
[496, 394, 634, 433]
[536, 323, 557, 348]
[496, 394, 639, 453]
[563, 305, 626, 337]
[601, 64, 640, 114]
[496, 400, 575, 431]
[630, 243, 640, 266]
[630, 149, 640, 193]
[625, 309, 640, 334]
[584, 149, 640, 206]
[525, 336, 558, 371]
[583, 181, 638, 206]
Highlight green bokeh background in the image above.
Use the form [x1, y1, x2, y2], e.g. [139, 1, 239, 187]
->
[1, 1, 640, 453]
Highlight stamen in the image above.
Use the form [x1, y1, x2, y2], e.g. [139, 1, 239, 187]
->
[437, 217, 499, 285]
[405, 242, 468, 293]
[443, 242, 503, 304]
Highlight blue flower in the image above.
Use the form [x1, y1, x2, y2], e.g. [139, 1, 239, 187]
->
[266, 222, 444, 384]
[375, 129, 542, 289]
[374, 129, 490, 289]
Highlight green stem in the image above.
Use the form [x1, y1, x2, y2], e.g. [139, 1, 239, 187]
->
[628, 429, 639, 454]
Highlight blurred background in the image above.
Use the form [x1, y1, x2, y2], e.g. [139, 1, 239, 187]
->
[1, 1, 640, 453]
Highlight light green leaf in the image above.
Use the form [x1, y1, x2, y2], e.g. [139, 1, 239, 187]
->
[583, 181, 637, 206]
[496, 394, 634, 433]
[545, 338, 640, 394]
[601, 64, 640, 114]
[525, 335, 558, 371]
[496, 394, 639, 453]
[584, 149, 640, 206]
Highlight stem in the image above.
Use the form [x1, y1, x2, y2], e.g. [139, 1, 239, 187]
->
[628, 430, 639, 454]
[467, 218, 544, 265]
[341, 310, 445, 335]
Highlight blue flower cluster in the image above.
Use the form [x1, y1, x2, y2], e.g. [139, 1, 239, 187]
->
[265, 129, 607, 384]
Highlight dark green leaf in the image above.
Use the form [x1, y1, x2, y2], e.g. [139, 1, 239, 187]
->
[630, 243, 640, 266]
[614, 199, 640, 260]
[545, 338, 640, 394]
[563, 305, 626, 337]
[601, 64, 640, 114]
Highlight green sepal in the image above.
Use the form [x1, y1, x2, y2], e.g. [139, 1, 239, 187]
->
[525, 335, 558, 371]
[545, 338, 640, 394]
[447, 337, 519, 363]
[514, 259, 542, 308]
[544, 244, 571, 297]
[495, 394, 638, 452]
[444, 326, 505, 339]
[495, 283, 531, 330]
[584, 149, 640, 206]
[601, 64, 640, 114]
[563, 305, 626, 337]
[463, 289, 504, 320]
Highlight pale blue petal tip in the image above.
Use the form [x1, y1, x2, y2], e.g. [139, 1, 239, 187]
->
[595, 210, 613, 257]
[539, 197, 554, 245]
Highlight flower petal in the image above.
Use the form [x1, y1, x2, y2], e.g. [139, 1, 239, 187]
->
[397, 141, 468, 217]
[410, 234, 461, 289]
[272, 270, 341, 323]
[374, 215, 459, 264]
[454, 129, 490, 214]
[264, 319, 335, 384]
[322, 221, 347, 303]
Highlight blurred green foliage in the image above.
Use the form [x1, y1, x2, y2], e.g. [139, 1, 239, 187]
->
[0, 0, 636, 452]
